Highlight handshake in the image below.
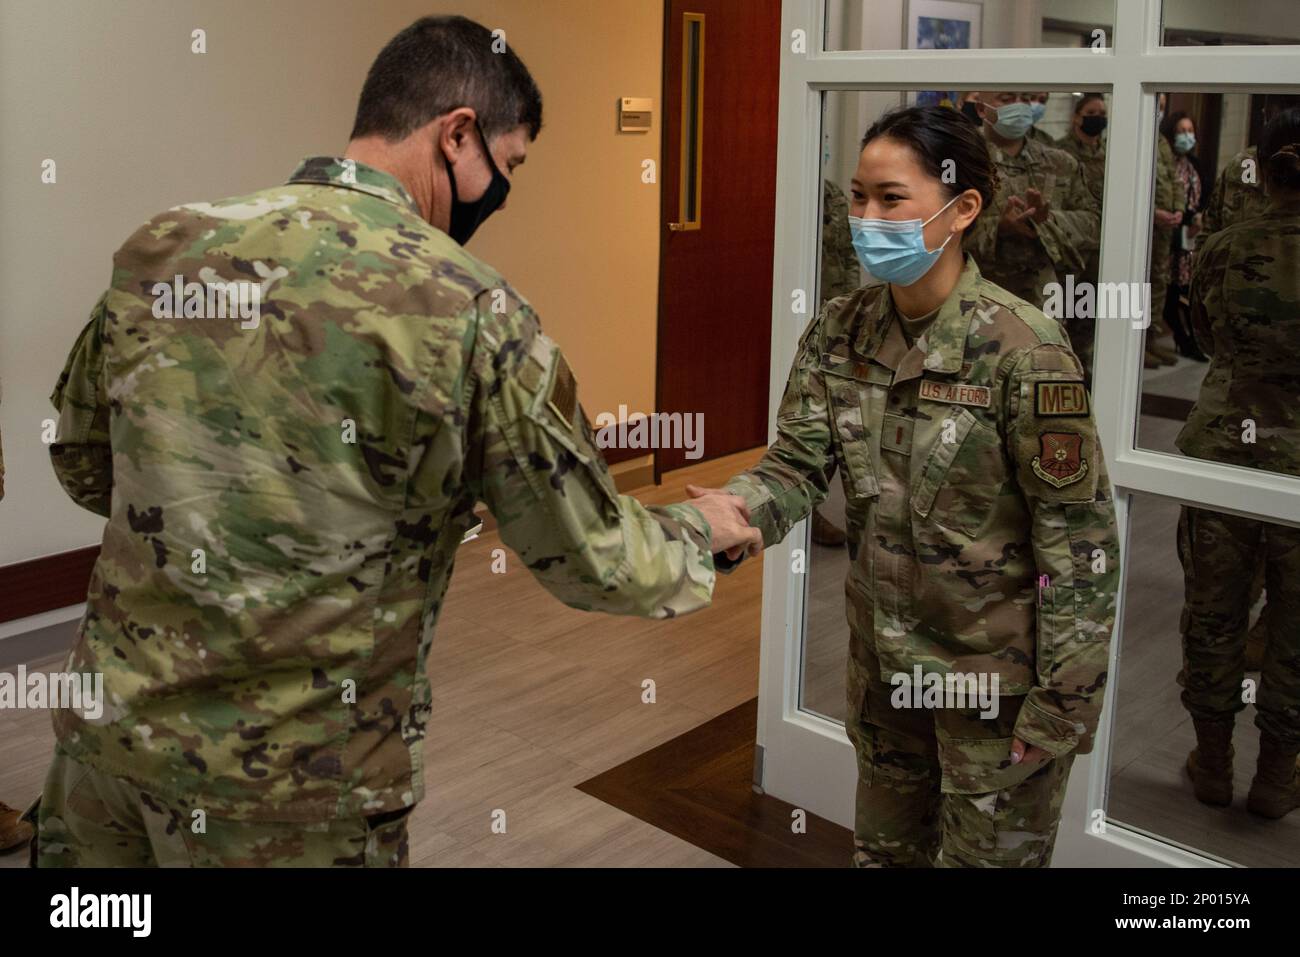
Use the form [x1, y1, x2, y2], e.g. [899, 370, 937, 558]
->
[683, 483, 763, 562]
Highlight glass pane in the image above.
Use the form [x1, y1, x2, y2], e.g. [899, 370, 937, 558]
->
[1162, 0, 1300, 45]
[1135, 90, 1300, 482]
[680, 15, 704, 226]
[824, 0, 1115, 52]
[1108, 492, 1300, 866]
[801, 87, 1111, 720]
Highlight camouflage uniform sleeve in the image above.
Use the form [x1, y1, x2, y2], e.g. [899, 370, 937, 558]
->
[49, 292, 114, 517]
[1202, 165, 1229, 237]
[1005, 343, 1119, 757]
[1188, 230, 1227, 358]
[717, 308, 834, 572]
[1034, 152, 1099, 271]
[466, 293, 716, 618]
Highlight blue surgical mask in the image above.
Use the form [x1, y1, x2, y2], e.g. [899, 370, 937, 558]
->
[848, 194, 960, 286]
[1174, 131, 1196, 154]
[992, 102, 1035, 140]
[1030, 101, 1047, 124]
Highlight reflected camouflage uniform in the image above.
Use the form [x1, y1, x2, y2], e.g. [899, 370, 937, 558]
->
[717, 255, 1119, 866]
[821, 179, 860, 304]
[1175, 197, 1300, 744]
[965, 131, 1101, 313]
[1054, 131, 1107, 380]
[1151, 136, 1187, 321]
[34, 157, 717, 866]
[1203, 146, 1270, 238]
[1027, 125, 1055, 148]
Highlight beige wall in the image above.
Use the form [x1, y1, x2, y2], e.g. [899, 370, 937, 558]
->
[0, 0, 662, 567]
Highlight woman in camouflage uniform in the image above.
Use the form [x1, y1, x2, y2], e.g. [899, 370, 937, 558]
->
[699, 106, 1120, 867]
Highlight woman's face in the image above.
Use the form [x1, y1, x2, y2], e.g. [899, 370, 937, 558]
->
[1176, 116, 1195, 136]
[851, 136, 963, 252]
[1073, 99, 1106, 133]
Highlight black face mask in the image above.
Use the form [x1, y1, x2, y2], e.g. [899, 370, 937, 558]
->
[445, 119, 510, 245]
[1080, 115, 1108, 137]
[961, 101, 982, 126]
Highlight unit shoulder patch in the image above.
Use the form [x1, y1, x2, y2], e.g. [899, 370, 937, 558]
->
[1031, 431, 1089, 488]
[1034, 380, 1090, 417]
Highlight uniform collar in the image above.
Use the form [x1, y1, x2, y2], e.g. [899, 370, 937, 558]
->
[984, 127, 1044, 167]
[287, 157, 422, 217]
[856, 255, 983, 382]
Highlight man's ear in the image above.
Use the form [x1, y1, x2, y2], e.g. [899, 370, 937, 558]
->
[436, 108, 477, 162]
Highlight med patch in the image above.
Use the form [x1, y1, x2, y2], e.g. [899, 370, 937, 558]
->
[1034, 380, 1090, 417]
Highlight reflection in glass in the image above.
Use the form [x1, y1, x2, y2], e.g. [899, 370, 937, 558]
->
[1108, 492, 1300, 866]
[1136, 93, 1300, 481]
[824, 0, 1115, 52]
[1162, 0, 1300, 46]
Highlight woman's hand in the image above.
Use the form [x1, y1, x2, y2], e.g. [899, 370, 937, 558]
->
[685, 483, 762, 561]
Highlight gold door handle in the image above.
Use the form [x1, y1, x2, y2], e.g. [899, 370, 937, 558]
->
[668, 222, 686, 231]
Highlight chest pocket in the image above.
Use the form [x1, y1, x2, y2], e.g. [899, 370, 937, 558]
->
[911, 405, 1005, 538]
[820, 354, 881, 501]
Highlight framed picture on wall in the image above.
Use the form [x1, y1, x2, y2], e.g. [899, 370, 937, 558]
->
[906, 0, 983, 108]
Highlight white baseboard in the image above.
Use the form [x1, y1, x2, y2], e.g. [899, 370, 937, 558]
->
[0, 603, 85, 642]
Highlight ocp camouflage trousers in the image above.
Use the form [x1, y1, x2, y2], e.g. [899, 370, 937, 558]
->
[25, 745, 411, 867]
[1177, 506, 1300, 744]
[845, 651, 1075, 868]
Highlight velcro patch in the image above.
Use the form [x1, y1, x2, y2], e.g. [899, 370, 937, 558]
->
[1031, 431, 1088, 487]
[918, 379, 991, 409]
[1034, 381, 1089, 417]
[547, 354, 579, 430]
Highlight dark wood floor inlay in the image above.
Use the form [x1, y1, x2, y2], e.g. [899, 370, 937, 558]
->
[577, 697, 853, 867]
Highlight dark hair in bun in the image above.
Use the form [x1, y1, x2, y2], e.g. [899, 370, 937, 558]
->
[860, 105, 999, 235]
[1261, 106, 1300, 193]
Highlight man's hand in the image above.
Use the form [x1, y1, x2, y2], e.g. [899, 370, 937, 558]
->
[998, 196, 1038, 239]
[1023, 187, 1050, 224]
[684, 483, 762, 561]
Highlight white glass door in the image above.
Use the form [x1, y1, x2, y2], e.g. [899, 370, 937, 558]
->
[757, 0, 1300, 866]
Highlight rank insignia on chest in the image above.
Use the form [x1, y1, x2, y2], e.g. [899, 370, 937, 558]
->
[918, 379, 992, 409]
[1031, 431, 1089, 487]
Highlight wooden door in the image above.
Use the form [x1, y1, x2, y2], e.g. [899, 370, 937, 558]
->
[655, 0, 781, 477]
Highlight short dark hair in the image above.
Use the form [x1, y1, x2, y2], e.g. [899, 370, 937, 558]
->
[350, 15, 543, 143]
[860, 105, 1000, 234]
[1261, 106, 1300, 192]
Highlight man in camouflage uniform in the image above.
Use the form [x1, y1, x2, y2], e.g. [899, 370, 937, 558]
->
[965, 92, 1101, 313]
[707, 254, 1120, 866]
[25, 15, 756, 867]
[1176, 126, 1300, 819]
[1054, 94, 1107, 384]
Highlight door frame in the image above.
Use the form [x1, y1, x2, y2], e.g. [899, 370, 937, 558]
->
[759, 0, 1300, 866]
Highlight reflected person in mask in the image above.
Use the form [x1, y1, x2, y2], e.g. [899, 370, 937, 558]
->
[964, 91, 1101, 315]
[690, 106, 1120, 867]
[1053, 93, 1108, 383]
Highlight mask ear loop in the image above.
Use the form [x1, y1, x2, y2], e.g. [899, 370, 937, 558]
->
[921, 193, 963, 254]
